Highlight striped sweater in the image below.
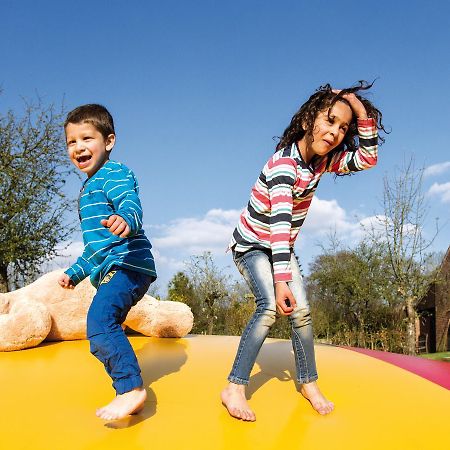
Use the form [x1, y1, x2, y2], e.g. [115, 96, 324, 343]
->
[65, 160, 157, 288]
[230, 118, 378, 283]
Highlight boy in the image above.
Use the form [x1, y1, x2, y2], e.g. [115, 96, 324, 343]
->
[58, 104, 157, 420]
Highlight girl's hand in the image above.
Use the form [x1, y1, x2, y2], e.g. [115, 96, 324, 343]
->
[275, 282, 297, 315]
[58, 273, 74, 289]
[332, 89, 368, 120]
[101, 215, 130, 238]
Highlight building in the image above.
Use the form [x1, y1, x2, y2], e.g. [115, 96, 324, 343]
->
[417, 246, 450, 353]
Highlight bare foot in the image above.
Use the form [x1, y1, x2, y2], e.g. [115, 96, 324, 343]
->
[300, 381, 334, 415]
[221, 383, 256, 421]
[96, 387, 147, 420]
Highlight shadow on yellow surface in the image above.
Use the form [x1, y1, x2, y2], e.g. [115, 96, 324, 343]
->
[0, 335, 449, 450]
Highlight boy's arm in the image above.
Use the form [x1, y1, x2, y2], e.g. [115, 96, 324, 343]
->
[326, 118, 378, 174]
[103, 168, 143, 237]
[64, 254, 93, 286]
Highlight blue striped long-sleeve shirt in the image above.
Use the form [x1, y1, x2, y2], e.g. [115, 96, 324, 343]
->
[65, 160, 157, 288]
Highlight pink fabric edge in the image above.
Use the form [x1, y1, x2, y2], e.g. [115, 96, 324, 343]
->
[341, 346, 450, 390]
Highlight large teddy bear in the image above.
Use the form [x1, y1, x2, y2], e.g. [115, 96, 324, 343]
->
[0, 269, 194, 351]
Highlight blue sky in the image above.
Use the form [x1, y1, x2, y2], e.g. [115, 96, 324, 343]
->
[2, 0, 449, 293]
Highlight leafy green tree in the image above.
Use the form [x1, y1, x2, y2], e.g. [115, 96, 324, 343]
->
[167, 272, 194, 303]
[0, 99, 76, 291]
[221, 280, 255, 337]
[308, 242, 405, 351]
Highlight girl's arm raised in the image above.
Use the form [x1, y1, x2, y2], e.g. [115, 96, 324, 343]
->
[326, 118, 378, 174]
[327, 91, 378, 174]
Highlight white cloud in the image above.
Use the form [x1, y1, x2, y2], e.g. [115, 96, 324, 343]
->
[42, 241, 84, 272]
[147, 208, 243, 290]
[152, 208, 242, 255]
[361, 215, 420, 240]
[151, 202, 379, 261]
[302, 197, 360, 237]
[150, 248, 184, 272]
[423, 161, 450, 178]
[296, 203, 423, 262]
[357, 214, 390, 237]
[150, 201, 383, 272]
[299, 197, 389, 245]
[428, 182, 450, 203]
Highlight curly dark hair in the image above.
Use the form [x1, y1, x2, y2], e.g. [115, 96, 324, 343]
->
[276, 81, 387, 156]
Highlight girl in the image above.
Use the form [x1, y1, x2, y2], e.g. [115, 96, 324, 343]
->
[221, 81, 385, 421]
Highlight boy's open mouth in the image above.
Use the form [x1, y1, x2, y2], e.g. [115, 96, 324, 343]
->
[77, 155, 92, 163]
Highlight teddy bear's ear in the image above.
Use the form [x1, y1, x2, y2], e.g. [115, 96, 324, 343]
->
[0, 299, 52, 351]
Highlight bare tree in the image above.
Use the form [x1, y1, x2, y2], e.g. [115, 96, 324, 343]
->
[376, 157, 440, 355]
[186, 252, 229, 335]
[0, 98, 76, 292]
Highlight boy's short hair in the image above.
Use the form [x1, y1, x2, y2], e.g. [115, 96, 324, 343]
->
[65, 104, 115, 139]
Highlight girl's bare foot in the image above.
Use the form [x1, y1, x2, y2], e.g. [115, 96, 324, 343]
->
[221, 382, 256, 421]
[300, 381, 334, 415]
[96, 387, 147, 420]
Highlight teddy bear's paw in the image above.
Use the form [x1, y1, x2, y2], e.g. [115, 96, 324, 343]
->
[125, 297, 194, 338]
[151, 301, 194, 338]
[0, 299, 52, 351]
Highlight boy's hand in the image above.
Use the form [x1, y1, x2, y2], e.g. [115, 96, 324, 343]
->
[101, 215, 130, 238]
[332, 89, 368, 120]
[275, 281, 297, 315]
[58, 273, 75, 289]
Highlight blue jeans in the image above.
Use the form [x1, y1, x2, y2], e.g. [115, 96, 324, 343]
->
[86, 267, 153, 395]
[228, 248, 318, 385]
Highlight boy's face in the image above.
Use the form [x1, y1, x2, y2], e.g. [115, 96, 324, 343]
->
[65, 122, 115, 178]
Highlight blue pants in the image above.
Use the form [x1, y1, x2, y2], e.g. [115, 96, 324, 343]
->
[228, 248, 318, 385]
[86, 267, 153, 395]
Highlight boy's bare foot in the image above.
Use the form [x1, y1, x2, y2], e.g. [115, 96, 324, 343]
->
[96, 387, 147, 420]
[300, 381, 334, 415]
[221, 382, 256, 421]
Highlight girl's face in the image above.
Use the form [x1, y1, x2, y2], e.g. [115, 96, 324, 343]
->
[300, 101, 353, 160]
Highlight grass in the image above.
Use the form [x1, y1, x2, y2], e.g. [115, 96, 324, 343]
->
[419, 351, 450, 362]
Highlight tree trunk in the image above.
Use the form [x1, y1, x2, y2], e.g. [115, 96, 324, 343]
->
[207, 317, 214, 335]
[359, 319, 366, 348]
[0, 265, 8, 293]
[405, 297, 416, 355]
